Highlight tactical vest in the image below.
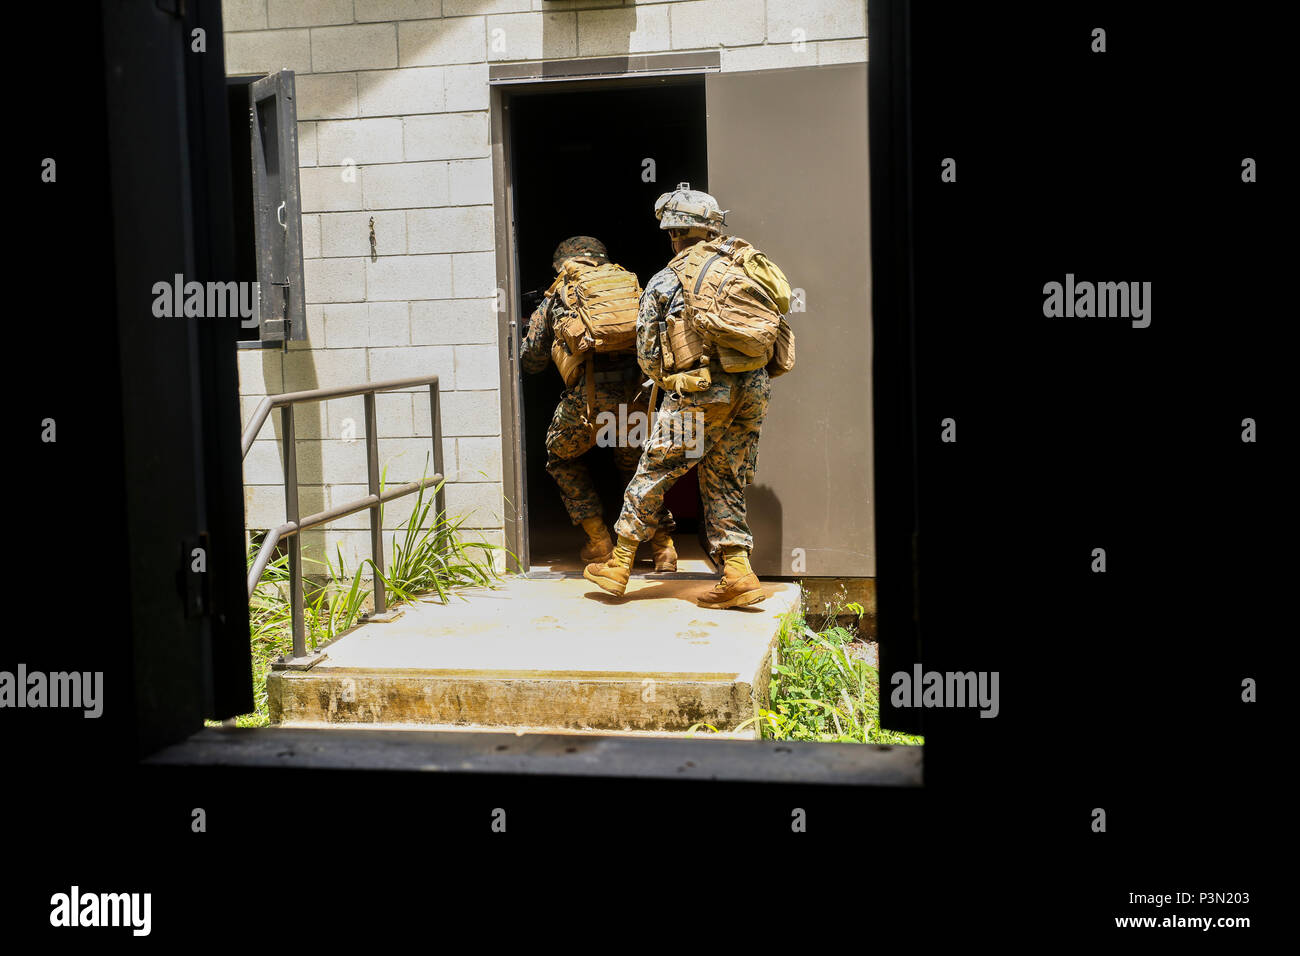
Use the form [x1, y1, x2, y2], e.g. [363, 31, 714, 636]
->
[545, 256, 641, 388]
[666, 236, 794, 377]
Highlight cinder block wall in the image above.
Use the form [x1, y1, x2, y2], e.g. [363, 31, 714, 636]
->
[225, 0, 867, 577]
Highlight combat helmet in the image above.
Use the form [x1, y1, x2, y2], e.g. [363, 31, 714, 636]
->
[552, 235, 608, 271]
[654, 182, 727, 235]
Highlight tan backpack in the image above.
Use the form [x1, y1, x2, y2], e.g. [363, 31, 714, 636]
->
[546, 258, 640, 360]
[669, 236, 791, 375]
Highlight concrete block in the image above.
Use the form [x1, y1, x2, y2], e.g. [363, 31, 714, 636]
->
[294, 72, 358, 120]
[448, 159, 493, 205]
[450, 251, 497, 298]
[456, 436, 503, 482]
[301, 214, 322, 259]
[323, 395, 366, 439]
[290, 399, 328, 439]
[454, 343, 500, 389]
[304, 257, 367, 303]
[818, 37, 867, 64]
[357, 66, 445, 117]
[283, 347, 369, 392]
[767, 0, 866, 44]
[534, 0, 624, 10]
[365, 254, 453, 300]
[375, 392, 415, 437]
[240, 394, 267, 432]
[237, 347, 283, 396]
[319, 484, 372, 530]
[410, 298, 498, 346]
[297, 122, 318, 166]
[222, 0, 268, 33]
[414, 394, 481, 456]
[224, 29, 312, 75]
[486, 12, 577, 61]
[243, 440, 285, 485]
[443, 63, 490, 111]
[267, 0, 354, 28]
[720, 43, 814, 72]
[577, 6, 670, 56]
[321, 302, 370, 348]
[399, 17, 487, 66]
[407, 205, 494, 254]
[380, 485, 423, 530]
[378, 437, 446, 483]
[304, 438, 372, 485]
[311, 23, 399, 72]
[368, 344, 456, 385]
[320, 209, 406, 257]
[444, 481, 504, 528]
[403, 112, 490, 161]
[368, 301, 412, 347]
[669, 0, 766, 49]
[300, 166, 363, 212]
[243, 483, 286, 530]
[285, 301, 326, 351]
[305, 528, 373, 571]
[446, 0, 529, 15]
[424, 389, 501, 437]
[354, 0, 441, 23]
[316, 117, 405, 166]
[362, 162, 450, 209]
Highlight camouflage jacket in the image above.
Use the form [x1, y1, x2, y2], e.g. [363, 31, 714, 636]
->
[638, 264, 748, 405]
[519, 293, 559, 375]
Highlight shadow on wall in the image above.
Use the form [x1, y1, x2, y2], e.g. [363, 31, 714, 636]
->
[744, 484, 784, 575]
[538, 3, 643, 61]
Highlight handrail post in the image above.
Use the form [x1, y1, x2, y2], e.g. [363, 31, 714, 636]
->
[429, 381, 446, 520]
[282, 405, 306, 659]
[364, 391, 387, 616]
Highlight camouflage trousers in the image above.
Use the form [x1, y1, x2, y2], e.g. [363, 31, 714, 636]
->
[545, 376, 676, 534]
[615, 367, 771, 560]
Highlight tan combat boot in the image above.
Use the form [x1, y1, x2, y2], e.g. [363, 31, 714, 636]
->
[583, 535, 639, 597]
[579, 516, 614, 563]
[696, 546, 765, 609]
[649, 528, 678, 572]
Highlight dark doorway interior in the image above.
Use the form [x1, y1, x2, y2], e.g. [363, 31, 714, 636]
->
[509, 79, 710, 569]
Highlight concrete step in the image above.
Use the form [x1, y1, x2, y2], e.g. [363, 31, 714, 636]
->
[268, 575, 800, 734]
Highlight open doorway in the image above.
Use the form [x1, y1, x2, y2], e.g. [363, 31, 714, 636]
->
[505, 77, 713, 574]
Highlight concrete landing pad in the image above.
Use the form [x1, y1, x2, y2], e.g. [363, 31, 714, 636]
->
[268, 576, 801, 734]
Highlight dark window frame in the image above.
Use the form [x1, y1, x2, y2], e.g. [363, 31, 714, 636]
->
[106, 1, 921, 785]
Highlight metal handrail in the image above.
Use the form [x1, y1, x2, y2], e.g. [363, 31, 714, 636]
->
[241, 374, 446, 660]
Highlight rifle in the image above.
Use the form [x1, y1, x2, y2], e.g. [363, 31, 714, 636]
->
[521, 287, 547, 314]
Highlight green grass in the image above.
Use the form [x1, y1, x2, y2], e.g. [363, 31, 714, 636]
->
[214, 470, 507, 728]
[690, 591, 925, 745]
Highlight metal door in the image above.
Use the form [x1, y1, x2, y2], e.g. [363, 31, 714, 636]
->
[705, 63, 874, 576]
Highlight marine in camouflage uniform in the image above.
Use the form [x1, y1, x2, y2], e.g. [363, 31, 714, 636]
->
[520, 236, 677, 567]
[584, 185, 772, 609]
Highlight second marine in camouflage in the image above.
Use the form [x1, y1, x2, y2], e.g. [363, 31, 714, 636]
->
[520, 235, 677, 569]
